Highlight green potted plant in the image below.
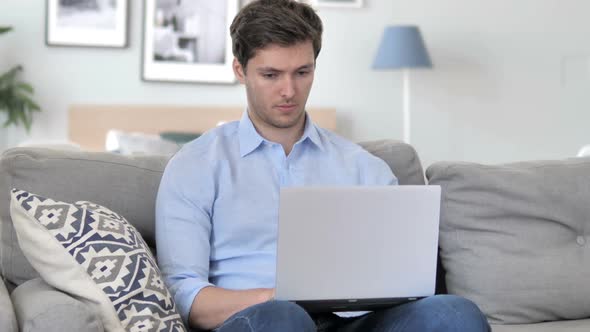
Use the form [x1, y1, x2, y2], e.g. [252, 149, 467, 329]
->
[0, 26, 40, 132]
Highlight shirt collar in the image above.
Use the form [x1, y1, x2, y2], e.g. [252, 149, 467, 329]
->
[300, 112, 324, 151]
[238, 109, 325, 158]
[238, 110, 265, 157]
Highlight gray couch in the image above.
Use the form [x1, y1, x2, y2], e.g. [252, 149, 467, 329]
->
[0, 140, 588, 331]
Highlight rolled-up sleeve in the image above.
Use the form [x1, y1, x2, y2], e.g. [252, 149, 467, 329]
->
[156, 151, 215, 326]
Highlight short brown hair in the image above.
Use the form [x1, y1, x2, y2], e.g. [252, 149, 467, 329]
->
[230, 0, 323, 70]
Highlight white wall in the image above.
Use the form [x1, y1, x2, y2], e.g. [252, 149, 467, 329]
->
[1, 0, 589, 167]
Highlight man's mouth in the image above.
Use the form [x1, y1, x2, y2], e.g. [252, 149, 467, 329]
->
[276, 104, 298, 111]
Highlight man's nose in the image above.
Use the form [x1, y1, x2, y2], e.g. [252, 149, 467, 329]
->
[280, 77, 296, 99]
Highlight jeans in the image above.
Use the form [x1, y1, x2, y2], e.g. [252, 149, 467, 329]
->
[214, 295, 491, 332]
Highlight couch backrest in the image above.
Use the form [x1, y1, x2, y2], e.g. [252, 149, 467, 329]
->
[0, 148, 169, 287]
[358, 140, 425, 185]
[0, 140, 424, 288]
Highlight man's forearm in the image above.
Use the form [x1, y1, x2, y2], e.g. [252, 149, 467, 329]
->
[189, 286, 274, 330]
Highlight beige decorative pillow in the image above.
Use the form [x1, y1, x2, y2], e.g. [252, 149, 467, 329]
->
[10, 189, 186, 331]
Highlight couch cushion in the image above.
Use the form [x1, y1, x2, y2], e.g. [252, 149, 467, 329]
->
[11, 278, 103, 332]
[10, 189, 186, 331]
[491, 319, 590, 332]
[0, 277, 17, 332]
[0, 148, 169, 287]
[359, 140, 425, 185]
[426, 158, 590, 324]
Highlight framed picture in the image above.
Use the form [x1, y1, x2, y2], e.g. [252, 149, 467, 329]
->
[46, 0, 129, 48]
[315, 0, 363, 8]
[241, 0, 313, 7]
[142, 0, 238, 84]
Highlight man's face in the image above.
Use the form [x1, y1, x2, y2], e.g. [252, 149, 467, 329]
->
[233, 41, 316, 133]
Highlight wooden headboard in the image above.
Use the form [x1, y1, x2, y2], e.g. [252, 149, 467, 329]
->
[68, 105, 336, 151]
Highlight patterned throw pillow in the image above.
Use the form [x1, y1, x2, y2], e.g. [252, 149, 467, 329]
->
[10, 189, 186, 332]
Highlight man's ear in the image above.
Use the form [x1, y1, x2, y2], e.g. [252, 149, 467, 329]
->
[233, 58, 246, 84]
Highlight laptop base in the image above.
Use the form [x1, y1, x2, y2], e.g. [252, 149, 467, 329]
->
[294, 297, 425, 313]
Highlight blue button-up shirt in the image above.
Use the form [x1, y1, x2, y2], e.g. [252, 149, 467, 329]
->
[156, 111, 398, 324]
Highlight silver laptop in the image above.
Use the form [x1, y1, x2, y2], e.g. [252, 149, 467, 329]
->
[275, 185, 441, 313]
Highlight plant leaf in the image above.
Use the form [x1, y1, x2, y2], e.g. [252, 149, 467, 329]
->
[0, 66, 23, 89]
[6, 99, 18, 127]
[0, 62, 41, 131]
[15, 82, 34, 94]
[17, 106, 32, 131]
[0, 27, 12, 35]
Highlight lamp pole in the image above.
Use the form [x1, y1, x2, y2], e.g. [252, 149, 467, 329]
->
[373, 25, 431, 144]
[402, 69, 411, 144]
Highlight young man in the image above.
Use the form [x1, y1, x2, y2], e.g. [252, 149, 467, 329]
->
[156, 0, 491, 331]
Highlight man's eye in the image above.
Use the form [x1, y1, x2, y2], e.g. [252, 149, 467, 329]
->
[263, 73, 277, 79]
[297, 71, 310, 76]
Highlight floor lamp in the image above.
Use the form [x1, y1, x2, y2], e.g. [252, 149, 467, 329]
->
[373, 26, 432, 144]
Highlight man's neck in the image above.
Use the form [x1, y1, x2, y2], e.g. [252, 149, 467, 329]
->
[248, 114, 306, 156]
[274, 126, 304, 156]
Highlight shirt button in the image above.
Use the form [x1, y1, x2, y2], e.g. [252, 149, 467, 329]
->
[577, 236, 586, 246]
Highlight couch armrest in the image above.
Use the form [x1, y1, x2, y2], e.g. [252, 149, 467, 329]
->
[0, 277, 18, 332]
[11, 278, 104, 332]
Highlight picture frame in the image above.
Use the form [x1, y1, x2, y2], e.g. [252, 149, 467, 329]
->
[46, 0, 129, 48]
[241, 0, 314, 7]
[314, 0, 364, 8]
[142, 0, 239, 84]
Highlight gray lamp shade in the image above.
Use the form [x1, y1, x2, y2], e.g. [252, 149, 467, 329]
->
[373, 25, 432, 69]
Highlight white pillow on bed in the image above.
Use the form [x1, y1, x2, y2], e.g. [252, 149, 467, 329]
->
[105, 130, 180, 155]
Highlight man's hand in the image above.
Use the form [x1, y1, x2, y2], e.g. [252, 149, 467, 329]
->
[260, 287, 275, 302]
[189, 287, 276, 330]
